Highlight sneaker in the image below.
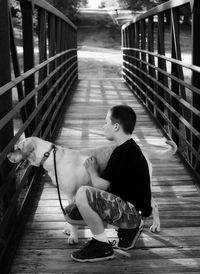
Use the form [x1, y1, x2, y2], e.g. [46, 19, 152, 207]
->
[71, 238, 115, 262]
[117, 220, 143, 250]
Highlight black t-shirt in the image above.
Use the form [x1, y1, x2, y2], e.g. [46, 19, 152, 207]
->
[102, 139, 152, 217]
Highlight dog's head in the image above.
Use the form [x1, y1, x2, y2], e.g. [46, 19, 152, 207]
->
[7, 137, 47, 167]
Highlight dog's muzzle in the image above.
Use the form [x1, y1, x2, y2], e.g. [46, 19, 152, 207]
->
[7, 149, 24, 163]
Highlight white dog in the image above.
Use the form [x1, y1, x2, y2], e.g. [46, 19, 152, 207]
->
[7, 137, 177, 244]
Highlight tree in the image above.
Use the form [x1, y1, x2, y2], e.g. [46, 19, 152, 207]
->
[117, 0, 159, 11]
[10, 0, 20, 17]
[80, 0, 88, 8]
[47, 0, 82, 20]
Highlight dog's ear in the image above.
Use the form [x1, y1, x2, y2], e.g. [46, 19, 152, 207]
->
[18, 138, 36, 161]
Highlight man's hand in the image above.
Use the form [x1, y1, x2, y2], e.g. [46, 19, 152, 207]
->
[84, 156, 110, 190]
[84, 156, 99, 176]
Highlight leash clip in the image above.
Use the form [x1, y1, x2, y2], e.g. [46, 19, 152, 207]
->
[52, 144, 57, 153]
[40, 144, 55, 166]
[44, 152, 50, 158]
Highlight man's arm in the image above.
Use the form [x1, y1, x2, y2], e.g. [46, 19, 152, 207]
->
[84, 156, 110, 190]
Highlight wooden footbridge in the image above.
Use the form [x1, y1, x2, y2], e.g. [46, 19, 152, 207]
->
[0, 1, 200, 273]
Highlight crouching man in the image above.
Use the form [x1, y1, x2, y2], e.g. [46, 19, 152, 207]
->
[65, 105, 152, 262]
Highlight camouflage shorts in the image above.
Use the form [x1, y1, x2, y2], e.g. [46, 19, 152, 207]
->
[65, 186, 141, 229]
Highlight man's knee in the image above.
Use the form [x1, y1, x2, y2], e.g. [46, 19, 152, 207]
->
[75, 185, 89, 206]
[64, 213, 74, 224]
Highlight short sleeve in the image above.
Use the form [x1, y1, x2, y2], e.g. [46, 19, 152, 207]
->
[101, 148, 123, 183]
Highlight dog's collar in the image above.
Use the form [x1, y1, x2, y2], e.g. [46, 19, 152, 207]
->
[40, 144, 56, 166]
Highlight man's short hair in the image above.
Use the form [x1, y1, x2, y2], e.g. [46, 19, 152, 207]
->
[110, 105, 136, 134]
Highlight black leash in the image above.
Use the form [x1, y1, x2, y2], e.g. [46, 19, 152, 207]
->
[40, 144, 66, 216]
[52, 145, 66, 216]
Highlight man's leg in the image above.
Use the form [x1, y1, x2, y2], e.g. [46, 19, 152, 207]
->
[74, 185, 142, 251]
[71, 186, 114, 262]
[75, 185, 108, 240]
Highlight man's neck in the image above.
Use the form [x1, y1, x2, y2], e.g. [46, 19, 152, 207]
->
[115, 134, 132, 146]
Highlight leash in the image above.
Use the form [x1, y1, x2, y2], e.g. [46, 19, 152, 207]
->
[52, 145, 66, 216]
[41, 144, 66, 216]
[40, 144, 54, 166]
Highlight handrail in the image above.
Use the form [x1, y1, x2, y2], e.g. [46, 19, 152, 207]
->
[29, 0, 77, 30]
[0, 0, 78, 271]
[122, 0, 190, 28]
[0, 49, 76, 96]
[122, 0, 200, 181]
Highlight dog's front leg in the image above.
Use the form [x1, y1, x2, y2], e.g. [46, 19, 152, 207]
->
[68, 224, 79, 245]
[62, 202, 79, 244]
[63, 214, 79, 245]
[149, 197, 160, 233]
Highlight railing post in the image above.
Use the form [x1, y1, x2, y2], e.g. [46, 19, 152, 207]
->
[191, 0, 200, 174]
[129, 24, 135, 92]
[135, 23, 140, 97]
[0, 0, 16, 252]
[0, 0, 15, 180]
[38, 8, 48, 137]
[140, 19, 147, 104]
[121, 27, 127, 83]
[147, 16, 156, 114]
[20, 0, 35, 136]
[48, 14, 56, 138]
[170, 7, 180, 146]
[156, 12, 167, 128]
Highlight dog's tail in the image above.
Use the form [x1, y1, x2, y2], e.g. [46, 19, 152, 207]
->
[163, 140, 177, 158]
[149, 140, 177, 159]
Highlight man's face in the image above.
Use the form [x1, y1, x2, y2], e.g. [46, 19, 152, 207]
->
[103, 111, 116, 141]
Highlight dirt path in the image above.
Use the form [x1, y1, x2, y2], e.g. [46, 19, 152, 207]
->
[76, 9, 122, 79]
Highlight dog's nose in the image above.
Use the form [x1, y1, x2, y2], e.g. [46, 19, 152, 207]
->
[7, 152, 12, 159]
[7, 149, 15, 158]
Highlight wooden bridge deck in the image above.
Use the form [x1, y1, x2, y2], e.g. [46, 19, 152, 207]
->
[10, 79, 200, 273]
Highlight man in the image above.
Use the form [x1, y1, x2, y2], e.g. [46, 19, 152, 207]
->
[66, 105, 152, 262]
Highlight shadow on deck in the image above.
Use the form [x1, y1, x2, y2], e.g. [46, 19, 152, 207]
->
[10, 78, 200, 273]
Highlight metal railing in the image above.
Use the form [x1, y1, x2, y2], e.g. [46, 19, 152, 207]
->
[122, 0, 200, 181]
[0, 0, 78, 270]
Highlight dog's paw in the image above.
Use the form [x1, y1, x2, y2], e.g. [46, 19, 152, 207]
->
[63, 227, 71, 236]
[149, 223, 160, 233]
[67, 235, 78, 245]
[63, 227, 79, 244]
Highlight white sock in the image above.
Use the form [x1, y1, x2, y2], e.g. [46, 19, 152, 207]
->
[93, 231, 109, 243]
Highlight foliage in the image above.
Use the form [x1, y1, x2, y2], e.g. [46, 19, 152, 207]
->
[10, 0, 84, 21]
[116, 0, 174, 11]
[47, 0, 82, 20]
[116, 0, 160, 11]
[80, 0, 89, 7]
[99, 1, 106, 8]
[10, 0, 20, 17]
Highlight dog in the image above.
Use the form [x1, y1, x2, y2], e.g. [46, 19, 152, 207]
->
[7, 137, 177, 244]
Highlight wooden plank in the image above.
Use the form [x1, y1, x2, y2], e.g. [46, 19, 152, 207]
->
[9, 79, 200, 274]
[10, 256, 200, 273]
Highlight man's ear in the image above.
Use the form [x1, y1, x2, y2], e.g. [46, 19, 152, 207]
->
[114, 123, 120, 132]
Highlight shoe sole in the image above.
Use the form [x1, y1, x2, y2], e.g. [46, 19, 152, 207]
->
[71, 254, 115, 262]
[118, 222, 144, 251]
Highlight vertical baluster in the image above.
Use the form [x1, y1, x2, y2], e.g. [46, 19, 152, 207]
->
[0, 0, 16, 260]
[157, 12, 168, 127]
[191, 0, 200, 175]
[135, 22, 140, 97]
[140, 19, 147, 104]
[38, 8, 48, 137]
[171, 7, 180, 145]
[20, 0, 35, 136]
[129, 24, 135, 92]
[147, 16, 156, 114]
